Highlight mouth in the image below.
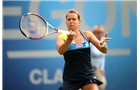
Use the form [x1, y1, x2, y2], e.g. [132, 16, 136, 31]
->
[69, 25, 74, 27]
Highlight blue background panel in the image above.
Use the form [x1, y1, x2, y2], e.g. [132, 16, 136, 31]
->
[3, 1, 137, 90]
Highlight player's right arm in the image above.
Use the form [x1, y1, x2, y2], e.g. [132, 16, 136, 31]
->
[56, 30, 75, 55]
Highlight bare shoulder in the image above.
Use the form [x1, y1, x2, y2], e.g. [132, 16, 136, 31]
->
[82, 30, 92, 34]
[82, 30, 93, 39]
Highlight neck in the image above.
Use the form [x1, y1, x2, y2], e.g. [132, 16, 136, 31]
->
[74, 29, 81, 38]
[75, 29, 80, 34]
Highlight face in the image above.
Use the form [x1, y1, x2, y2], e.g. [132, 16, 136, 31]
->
[66, 13, 80, 31]
[94, 27, 104, 40]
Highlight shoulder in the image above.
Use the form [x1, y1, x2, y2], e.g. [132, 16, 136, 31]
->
[56, 34, 61, 40]
[81, 30, 94, 40]
[82, 30, 93, 35]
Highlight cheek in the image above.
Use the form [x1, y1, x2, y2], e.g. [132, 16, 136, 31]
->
[66, 21, 69, 25]
[76, 21, 80, 25]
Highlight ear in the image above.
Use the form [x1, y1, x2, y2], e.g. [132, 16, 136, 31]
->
[79, 20, 81, 24]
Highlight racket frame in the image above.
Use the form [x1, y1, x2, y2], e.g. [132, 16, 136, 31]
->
[19, 12, 69, 40]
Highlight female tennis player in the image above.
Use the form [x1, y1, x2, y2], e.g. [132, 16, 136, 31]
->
[56, 9, 111, 90]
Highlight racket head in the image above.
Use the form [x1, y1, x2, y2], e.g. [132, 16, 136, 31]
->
[19, 13, 48, 40]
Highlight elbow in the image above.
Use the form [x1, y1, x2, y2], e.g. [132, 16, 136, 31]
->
[59, 52, 64, 55]
[57, 47, 67, 55]
[58, 51, 64, 55]
[57, 48, 64, 55]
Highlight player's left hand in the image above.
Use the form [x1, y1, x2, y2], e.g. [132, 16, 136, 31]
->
[100, 33, 112, 45]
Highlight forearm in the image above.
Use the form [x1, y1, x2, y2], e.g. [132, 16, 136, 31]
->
[56, 30, 76, 55]
[58, 38, 73, 55]
[87, 31, 110, 54]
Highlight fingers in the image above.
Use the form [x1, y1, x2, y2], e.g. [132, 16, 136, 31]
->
[68, 31, 76, 37]
[104, 38, 112, 42]
[67, 30, 76, 39]
[103, 32, 112, 42]
[100, 37, 112, 44]
[108, 37, 112, 40]
[104, 33, 108, 37]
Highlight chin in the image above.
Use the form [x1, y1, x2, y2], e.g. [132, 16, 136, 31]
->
[68, 28, 75, 31]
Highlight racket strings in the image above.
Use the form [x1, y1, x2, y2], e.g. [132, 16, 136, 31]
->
[21, 14, 47, 39]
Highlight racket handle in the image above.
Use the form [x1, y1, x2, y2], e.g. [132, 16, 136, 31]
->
[57, 29, 70, 34]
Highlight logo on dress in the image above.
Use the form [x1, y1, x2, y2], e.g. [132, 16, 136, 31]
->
[85, 42, 89, 47]
[84, 40, 89, 47]
[76, 43, 83, 48]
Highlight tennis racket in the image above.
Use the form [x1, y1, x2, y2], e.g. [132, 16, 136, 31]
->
[19, 12, 69, 40]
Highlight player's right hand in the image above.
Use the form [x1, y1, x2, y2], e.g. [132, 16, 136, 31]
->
[67, 30, 76, 39]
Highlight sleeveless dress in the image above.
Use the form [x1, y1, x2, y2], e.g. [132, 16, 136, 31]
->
[58, 30, 103, 90]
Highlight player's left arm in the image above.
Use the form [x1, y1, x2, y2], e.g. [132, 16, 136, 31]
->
[84, 31, 111, 54]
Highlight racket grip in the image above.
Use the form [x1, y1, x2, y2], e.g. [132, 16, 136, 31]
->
[57, 29, 70, 34]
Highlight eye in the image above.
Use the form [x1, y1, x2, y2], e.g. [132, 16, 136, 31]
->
[67, 18, 71, 21]
[73, 18, 76, 21]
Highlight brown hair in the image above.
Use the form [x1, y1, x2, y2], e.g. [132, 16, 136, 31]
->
[66, 9, 81, 21]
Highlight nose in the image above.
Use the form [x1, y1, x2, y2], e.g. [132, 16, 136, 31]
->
[70, 19, 73, 22]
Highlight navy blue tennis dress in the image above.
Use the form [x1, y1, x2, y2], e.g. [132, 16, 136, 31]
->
[58, 30, 103, 90]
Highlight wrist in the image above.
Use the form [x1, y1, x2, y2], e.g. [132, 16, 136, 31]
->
[100, 44, 105, 48]
[99, 42, 106, 48]
[67, 36, 75, 40]
[66, 37, 74, 42]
